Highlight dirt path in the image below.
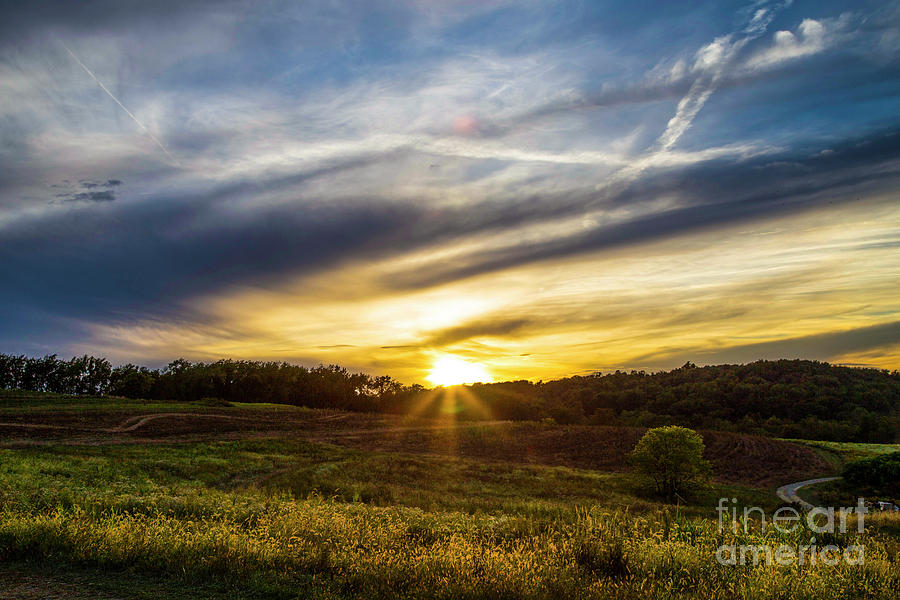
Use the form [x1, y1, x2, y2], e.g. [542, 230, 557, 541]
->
[106, 412, 267, 432]
[105, 410, 359, 433]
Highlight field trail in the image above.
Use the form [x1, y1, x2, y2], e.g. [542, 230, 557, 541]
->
[104, 410, 506, 437]
[106, 410, 360, 433]
[107, 412, 268, 432]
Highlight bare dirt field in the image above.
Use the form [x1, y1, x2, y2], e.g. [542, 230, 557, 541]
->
[0, 402, 832, 488]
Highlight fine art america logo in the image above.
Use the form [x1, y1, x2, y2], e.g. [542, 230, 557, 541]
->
[715, 497, 867, 566]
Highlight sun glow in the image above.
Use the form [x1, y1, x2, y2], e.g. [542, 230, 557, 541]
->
[427, 356, 492, 387]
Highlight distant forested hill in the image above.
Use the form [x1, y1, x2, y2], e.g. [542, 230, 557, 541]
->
[1, 353, 897, 442]
[525, 360, 900, 442]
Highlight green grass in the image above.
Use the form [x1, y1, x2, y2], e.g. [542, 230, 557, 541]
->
[0, 436, 773, 519]
[0, 389, 318, 417]
[3, 490, 898, 599]
[788, 440, 900, 471]
[789, 441, 900, 510]
[1, 396, 899, 598]
[2, 438, 895, 599]
[0, 390, 191, 414]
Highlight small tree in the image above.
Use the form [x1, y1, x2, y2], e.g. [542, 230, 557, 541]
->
[629, 426, 710, 499]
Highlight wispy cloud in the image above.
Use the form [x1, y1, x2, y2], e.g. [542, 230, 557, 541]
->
[634, 321, 900, 367]
[746, 18, 832, 69]
[0, 0, 898, 378]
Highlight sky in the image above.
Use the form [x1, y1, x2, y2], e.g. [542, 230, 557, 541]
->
[1, 0, 899, 384]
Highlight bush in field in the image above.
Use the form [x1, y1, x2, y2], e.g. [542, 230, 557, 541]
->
[629, 426, 710, 499]
[843, 452, 900, 496]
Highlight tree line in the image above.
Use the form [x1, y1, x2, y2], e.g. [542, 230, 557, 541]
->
[1, 354, 898, 442]
[471, 360, 899, 443]
[0, 354, 422, 412]
[550, 360, 900, 443]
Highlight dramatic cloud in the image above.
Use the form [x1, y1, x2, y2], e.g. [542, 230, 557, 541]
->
[1, 0, 898, 380]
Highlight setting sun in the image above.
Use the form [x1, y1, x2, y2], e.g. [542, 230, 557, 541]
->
[426, 356, 492, 387]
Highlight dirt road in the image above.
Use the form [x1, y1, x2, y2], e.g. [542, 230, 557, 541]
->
[776, 477, 840, 511]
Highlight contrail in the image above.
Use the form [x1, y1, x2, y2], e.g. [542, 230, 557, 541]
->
[61, 42, 181, 166]
[652, 0, 790, 153]
[599, 0, 786, 190]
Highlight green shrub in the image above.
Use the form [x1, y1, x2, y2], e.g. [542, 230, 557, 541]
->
[843, 452, 900, 496]
[628, 426, 711, 499]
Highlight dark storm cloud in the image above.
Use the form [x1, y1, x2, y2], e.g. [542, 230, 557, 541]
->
[634, 320, 900, 367]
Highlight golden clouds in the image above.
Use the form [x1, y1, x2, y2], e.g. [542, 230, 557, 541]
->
[82, 196, 900, 382]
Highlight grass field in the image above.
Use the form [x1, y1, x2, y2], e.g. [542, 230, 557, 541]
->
[790, 439, 900, 468]
[1, 391, 898, 599]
